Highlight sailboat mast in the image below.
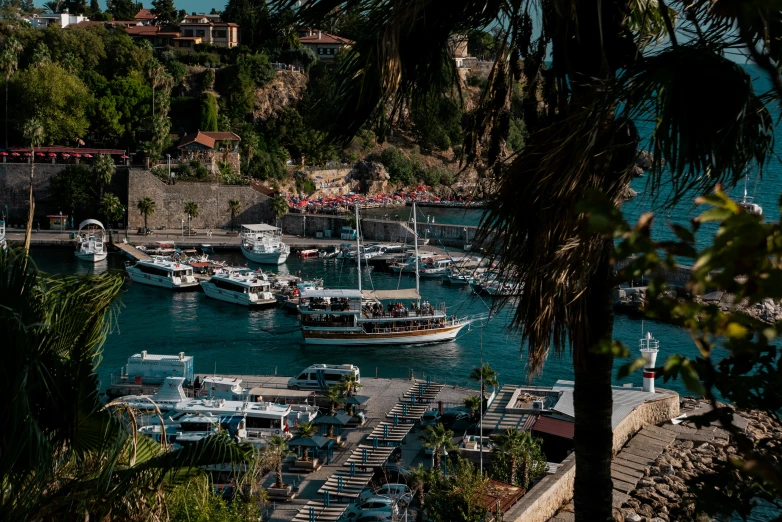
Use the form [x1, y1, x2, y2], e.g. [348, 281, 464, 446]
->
[355, 203, 362, 293]
[413, 202, 420, 297]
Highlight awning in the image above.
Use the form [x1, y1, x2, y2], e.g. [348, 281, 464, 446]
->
[343, 395, 371, 405]
[313, 414, 352, 426]
[531, 416, 574, 439]
[77, 219, 105, 231]
[288, 435, 333, 448]
[241, 223, 279, 232]
[300, 288, 363, 299]
[362, 289, 421, 300]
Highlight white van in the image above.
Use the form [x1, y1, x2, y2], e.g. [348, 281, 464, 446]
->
[287, 364, 360, 390]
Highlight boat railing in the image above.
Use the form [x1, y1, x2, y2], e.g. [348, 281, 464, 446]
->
[361, 307, 442, 319]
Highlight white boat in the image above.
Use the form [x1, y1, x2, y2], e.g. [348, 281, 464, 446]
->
[240, 224, 290, 265]
[444, 270, 475, 285]
[200, 269, 277, 307]
[125, 257, 199, 290]
[74, 219, 108, 262]
[740, 176, 763, 216]
[484, 279, 520, 297]
[419, 256, 453, 278]
[389, 251, 438, 273]
[298, 204, 473, 346]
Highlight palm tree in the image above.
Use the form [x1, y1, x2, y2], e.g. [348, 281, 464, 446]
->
[420, 423, 455, 470]
[93, 153, 116, 199]
[295, 421, 318, 461]
[0, 37, 21, 148]
[407, 464, 437, 522]
[493, 428, 546, 490]
[22, 118, 43, 253]
[282, 3, 778, 520]
[270, 194, 288, 219]
[43, 0, 62, 12]
[100, 193, 124, 243]
[184, 201, 199, 235]
[0, 248, 251, 521]
[340, 373, 362, 397]
[228, 199, 241, 231]
[463, 395, 482, 420]
[137, 197, 156, 232]
[323, 384, 344, 438]
[264, 435, 292, 489]
[469, 363, 498, 401]
[493, 428, 525, 486]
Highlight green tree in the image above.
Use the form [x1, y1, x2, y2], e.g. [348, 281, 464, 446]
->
[99, 192, 124, 241]
[93, 153, 115, 199]
[407, 464, 437, 522]
[419, 423, 455, 470]
[0, 37, 21, 148]
[106, 0, 139, 20]
[463, 395, 481, 419]
[22, 118, 43, 253]
[64, 0, 87, 15]
[323, 384, 343, 438]
[43, 0, 62, 12]
[227, 199, 240, 231]
[49, 165, 95, 223]
[10, 63, 92, 144]
[270, 194, 288, 219]
[262, 435, 292, 489]
[137, 197, 156, 231]
[200, 92, 218, 132]
[424, 457, 489, 522]
[87, 0, 102, 19]
[492, 428, 547, 489]
[469, 363, 498, 401]
[184, 201, 198, 235]
[151, 0, 178, 25]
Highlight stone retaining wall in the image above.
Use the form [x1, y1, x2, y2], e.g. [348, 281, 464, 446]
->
[127, 169, 271, 230]
[504, 453, 576, 522]
[612, 391, 681, 453]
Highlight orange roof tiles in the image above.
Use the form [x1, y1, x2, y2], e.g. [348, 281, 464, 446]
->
[299, 31, 354, 45]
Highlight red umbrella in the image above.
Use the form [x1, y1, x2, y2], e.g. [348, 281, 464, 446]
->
[35, 152, 44, 157]
[10, 152, 19, 157]
[23, 152, 31, 157]
[48, 153, 56, 157]
[83, 153, 93, 158]
[121, 155, 129, 159]
[0, 152, 7, 156]
[72, 153, 81, 158]
[61, 153, 70, 158]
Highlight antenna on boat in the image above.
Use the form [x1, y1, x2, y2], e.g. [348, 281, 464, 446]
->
[413, 202, 420, 299]
[355, 203, 362, 293]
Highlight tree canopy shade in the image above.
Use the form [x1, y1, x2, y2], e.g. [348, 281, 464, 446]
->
[272, 1, 782, 520]
[106, 0, 141, 21]
[10, 63, 92, 144]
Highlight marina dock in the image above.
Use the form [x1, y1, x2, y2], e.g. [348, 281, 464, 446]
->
[113, 241, 151, 262]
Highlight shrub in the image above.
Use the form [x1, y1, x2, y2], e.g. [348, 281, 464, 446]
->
[380, 146, 414, 186]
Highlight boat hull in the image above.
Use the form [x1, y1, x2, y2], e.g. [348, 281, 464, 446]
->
[200, 281, 277, 307]
[126, 267, 199, 290]
[241, 244, 289, 265]
[75, 251, 108, 262]
[302, 323, 467, 345]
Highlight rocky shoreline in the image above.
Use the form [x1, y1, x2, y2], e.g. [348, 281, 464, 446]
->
[616, 397, 777, 522]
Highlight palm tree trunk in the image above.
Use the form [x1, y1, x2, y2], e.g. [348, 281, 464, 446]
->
[416, 485, 425, 522]
[433, 446, 441, 470]
[510, 455, 517, 485]
[144, 213, 148, 231]
[573, 243, 615, 522]
[276, 461, 283, 488]
[23, 152, 34, 252]
[5, 82, 8, 149]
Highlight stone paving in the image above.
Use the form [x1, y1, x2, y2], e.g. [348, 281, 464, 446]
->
[263, 377, 475, 522]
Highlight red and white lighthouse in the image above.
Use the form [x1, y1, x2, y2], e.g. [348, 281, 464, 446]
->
[639, 332, 659, 393]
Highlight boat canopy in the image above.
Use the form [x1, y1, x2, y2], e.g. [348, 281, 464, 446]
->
[242, 224, 279, 232]
[362, 289, 421, 300]
[300, 288, 363, 299]
[77, 219, 105, 230]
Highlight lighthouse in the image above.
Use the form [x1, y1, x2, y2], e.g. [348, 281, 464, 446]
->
[639, 332, 659, 393]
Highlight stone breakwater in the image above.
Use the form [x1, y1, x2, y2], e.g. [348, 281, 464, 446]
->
[616, 397, 777, 522]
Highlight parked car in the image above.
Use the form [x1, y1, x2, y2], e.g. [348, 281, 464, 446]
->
[359, 484, 413, 506]
[420, 409, 441, 426]
[380, 462, 412, 477]
[439, 410, 469, 428]
[341, 497, 399, 520]
[354, 512, 394, 522]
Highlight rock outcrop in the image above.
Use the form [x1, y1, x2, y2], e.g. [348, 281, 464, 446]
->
[252, 71, 308, 121]
[350, 161, 390, 194]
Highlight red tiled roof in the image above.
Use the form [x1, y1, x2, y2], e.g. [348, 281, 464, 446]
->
[9, 147, 125, 154]
[126, 25, 160, 36]
[299, 32, 354, 45]
[531, 416, 575, 439]
[203, 132, 241, 142]
[135, 8, 155, 20]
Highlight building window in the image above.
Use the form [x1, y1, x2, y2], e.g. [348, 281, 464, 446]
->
[318, 47, 324, 55]
[184, 29, 193, 37]
[214, 30, 226, 38]
[196, 30, 205, 37]
[179, 41, 191, 48]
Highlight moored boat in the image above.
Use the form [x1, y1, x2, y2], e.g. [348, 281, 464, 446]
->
[200, 269, 277, 307]
[240, 224, 290, 265]
[125, 257, 199, 290]
[74, 219, 108, 262]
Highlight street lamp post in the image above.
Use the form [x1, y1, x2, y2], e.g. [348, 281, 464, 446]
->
[167, 154, 171, 185]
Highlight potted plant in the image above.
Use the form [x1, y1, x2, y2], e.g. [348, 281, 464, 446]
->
[263, 435, 294, 499]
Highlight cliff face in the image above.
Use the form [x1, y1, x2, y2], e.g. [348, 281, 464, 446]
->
[252, 70, 309, 122]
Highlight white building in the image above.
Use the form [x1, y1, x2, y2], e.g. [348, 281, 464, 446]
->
[26, 13, 90, 29]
